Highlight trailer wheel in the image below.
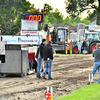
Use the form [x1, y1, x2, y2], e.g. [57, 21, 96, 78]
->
[90, 42, 97, 53]
[72, 46, 79, 54]
[0, 74, 6, 78]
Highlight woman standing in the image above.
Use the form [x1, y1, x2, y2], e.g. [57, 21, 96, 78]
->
[87, 43, 100, 84]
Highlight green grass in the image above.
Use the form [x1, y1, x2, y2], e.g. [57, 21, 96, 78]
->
[53, 82, 100, 100]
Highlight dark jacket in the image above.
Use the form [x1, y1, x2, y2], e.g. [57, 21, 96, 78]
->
[93, 48, 100, 62]
[36, 43, 45, 59]
[43, 44, 53, 60]
[82, 41, 87, 47]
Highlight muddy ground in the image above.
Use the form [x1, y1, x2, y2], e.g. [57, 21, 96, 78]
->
[0, 55, 99, 100]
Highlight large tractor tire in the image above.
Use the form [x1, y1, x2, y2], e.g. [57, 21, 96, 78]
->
[72, 46, 79, 54]
[90, 42, 97, 53]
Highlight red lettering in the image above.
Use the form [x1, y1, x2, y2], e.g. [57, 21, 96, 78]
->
[28, 15, 42, 22]
[29, 15, 34, 20]
[34, 15, 37, 20]
[38, 15, 41, 22]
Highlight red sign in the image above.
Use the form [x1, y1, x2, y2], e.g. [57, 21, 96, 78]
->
[24, 15, 42, 22]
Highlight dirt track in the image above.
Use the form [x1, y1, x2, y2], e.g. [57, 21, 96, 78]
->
[0, 55, 99, 100]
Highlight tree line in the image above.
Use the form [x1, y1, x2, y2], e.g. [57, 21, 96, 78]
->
[0, 0, 98, 35]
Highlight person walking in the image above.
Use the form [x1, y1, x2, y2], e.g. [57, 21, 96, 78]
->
[82, 39, 88, 54]
[36, 39, 47, 79]
[77, 40, 82, 54]
[42, 41, 54, 80]
[87, 43, 100, 85]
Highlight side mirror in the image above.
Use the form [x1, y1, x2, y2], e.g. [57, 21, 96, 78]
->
[44, 24, 48, 31]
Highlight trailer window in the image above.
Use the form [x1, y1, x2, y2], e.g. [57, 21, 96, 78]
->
[21, 20, 38, 31]
[58, 29, 65, 42]
[85, 26, 89, 29]
[86, 34, 99, 43]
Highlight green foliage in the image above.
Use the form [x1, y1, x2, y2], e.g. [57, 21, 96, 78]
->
[65, 0, 100, 25]
[65, 0, 98, 17]
[53, 82, 100, 100]
[0, 0, 36, 35]
[13, 0, 36, 34]
[64, 16, 91, 26]
[44, 3, 53, 15]
[81, 18, 91, 25]
[0, 0, 22, 34]
[87, 10, 97, 22]
[0, 1, 91, 35]
[44, 4, 64, 25]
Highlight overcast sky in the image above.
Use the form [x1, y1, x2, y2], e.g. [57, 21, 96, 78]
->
[27, 0, 93, 19]
[27, 0, 68, 17]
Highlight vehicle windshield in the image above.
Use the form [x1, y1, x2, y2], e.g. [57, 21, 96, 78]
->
[21, 20, 38, 31]
[57, 29, 65, 42]
[86, 34, 99, 43]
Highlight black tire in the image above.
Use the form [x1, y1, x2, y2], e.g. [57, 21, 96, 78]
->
[0, 74, 7, 78]
[89, 42, 97, 53]
[72, 46, 79, 54]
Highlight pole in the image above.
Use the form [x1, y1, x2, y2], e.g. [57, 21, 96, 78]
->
[90, 76, 91, 87]
[51, 87, 53, 97]
[89, 73, 91, 87]
[89, 73, 90, 82]
[47, 87, 49, 92]
[92, 74, 93, 82]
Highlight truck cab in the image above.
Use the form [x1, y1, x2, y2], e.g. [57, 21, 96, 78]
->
[50, 26, 70, 54]
[85, 31, 100, 52]
[57, 27, 70, 44]
[85, 25, 100, 53]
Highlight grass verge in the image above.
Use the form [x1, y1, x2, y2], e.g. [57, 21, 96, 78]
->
[53, 82, 100, 100]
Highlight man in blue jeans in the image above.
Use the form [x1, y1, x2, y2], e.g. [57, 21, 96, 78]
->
[36, 39, 47, 79]
[42, 41, 54, 80]
[87, 43, 100, 84]
[82, 39, 88, 54]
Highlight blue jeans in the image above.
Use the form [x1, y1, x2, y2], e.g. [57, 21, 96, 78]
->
[92, 62, 100, 83]
[37, 58, 42, 75]
[83, 47, 86, 54]
[43, 59, 52, 78]
[79, 50, 81, 54]
[78, 47, 81, 54]
[83, 47, 86, 50]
